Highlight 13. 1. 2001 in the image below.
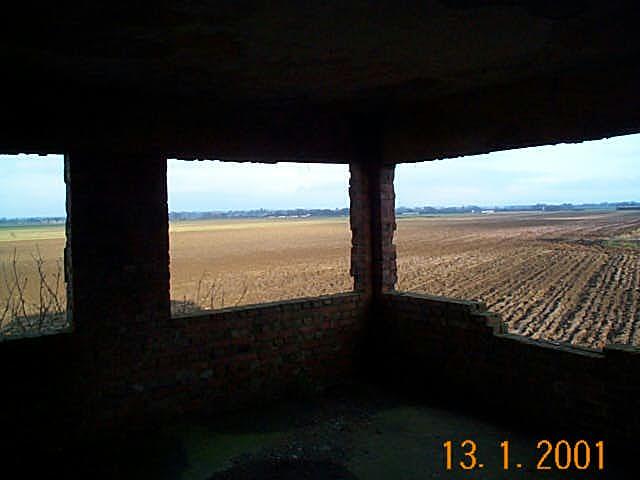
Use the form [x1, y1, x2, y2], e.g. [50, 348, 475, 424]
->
[443, 439, 604, 471]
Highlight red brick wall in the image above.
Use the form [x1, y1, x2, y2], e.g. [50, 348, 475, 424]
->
[0, 152, 369, 438]
[349, 161, 397, 295]
[7, 150, 637, 453]
[96, 293, 366, 424]
[0, 292, 366, 441]
[380, 292, 640, 444]
[0, 332, 79, 451]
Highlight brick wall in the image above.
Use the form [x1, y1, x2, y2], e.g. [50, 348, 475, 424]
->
[95, 293, 366, 424]
[8, 150, 638, 454]
[379, 292, 640, 444]
[349, 161, 397, 295]
[0, 292, 365, 441]
[64, 151, 173, 428]
[0, 332, 79, 452]
[0, 152, 368, 443]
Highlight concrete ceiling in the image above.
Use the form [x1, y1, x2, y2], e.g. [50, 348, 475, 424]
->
[2, 1, 640, 161]
[4, 1, 637, 104]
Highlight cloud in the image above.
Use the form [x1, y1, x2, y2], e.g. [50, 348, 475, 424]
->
[396, 133, 640, 207]
[167, 160, 349, 211]
[0, 154, 66, 217]
[2, 133, 639, 218]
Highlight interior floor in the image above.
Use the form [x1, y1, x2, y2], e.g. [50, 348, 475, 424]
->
[21, 382, 629, 479]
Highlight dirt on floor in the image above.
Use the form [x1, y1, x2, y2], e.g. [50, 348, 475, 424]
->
[31, 382, 630, 479]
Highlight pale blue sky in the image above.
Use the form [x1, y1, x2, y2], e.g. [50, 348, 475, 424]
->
[396, 134, 640, 207]
[167, 160, 349, 211]
[0, 133, 638, 217]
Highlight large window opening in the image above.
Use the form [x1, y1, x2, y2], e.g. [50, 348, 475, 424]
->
[167, 160, 351, 316]
[0, 154, 69, 339]
[395, 134, 640, 350]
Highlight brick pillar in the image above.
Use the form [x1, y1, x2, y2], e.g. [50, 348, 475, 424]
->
[65, 151, 170, 406]
[349, 161, 397, 297]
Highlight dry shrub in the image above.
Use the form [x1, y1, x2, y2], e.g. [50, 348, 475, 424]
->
[0, 247, 66, 337]
[172, 271, 250, 316]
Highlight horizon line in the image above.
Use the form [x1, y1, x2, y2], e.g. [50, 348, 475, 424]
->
[1, 200, 639, 222]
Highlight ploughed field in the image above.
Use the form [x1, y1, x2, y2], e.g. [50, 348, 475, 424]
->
[1, 211, 639, 350]
[397, 210, 640, 349]
[168, 218, 352, 314]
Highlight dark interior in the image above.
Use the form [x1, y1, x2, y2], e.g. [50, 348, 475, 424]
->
[1, 1, 639, 478]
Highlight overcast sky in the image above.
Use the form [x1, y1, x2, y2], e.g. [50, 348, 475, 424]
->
[167, 160, 349, 211]
[396, 133, 640, 207]
[0, 133, 639, 217]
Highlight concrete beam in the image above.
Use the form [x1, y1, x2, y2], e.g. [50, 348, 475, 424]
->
[383, 63, 640, 163]
[0, 91, 356, 162]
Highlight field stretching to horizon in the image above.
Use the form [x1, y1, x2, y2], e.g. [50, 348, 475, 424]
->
[1, 210, 639, 349]
[168, 217, 352, 314]
[397, 210, 640, 349]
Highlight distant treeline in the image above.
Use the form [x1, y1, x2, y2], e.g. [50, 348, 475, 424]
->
[169, 208, 350, 221]
[2, 201, 639, 225]
[171, 202, 640, 220]
[397, 201, 640, 215]
[0, 217, 65, 226]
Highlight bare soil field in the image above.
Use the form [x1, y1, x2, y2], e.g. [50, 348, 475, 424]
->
[168, 218, 351, 314]
[0, 218, 353, 337]
[397, 210, 640, 349]
[0, 225, 67, 336]
[2, 211, 639, 349]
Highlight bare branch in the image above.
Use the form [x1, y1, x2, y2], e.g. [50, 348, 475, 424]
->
[234, 278, 249, 307]
[1, 246, 66, 337]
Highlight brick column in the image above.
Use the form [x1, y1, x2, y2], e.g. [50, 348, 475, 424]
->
[65, 151, 170, 397]
[349, 161, 397, 297]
